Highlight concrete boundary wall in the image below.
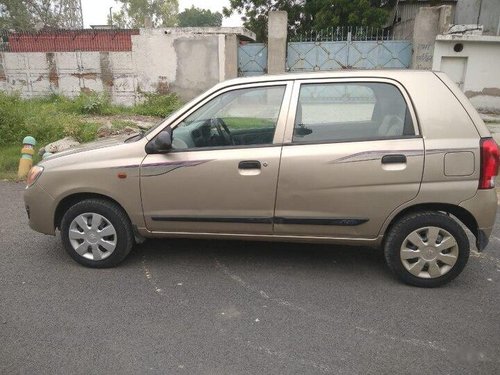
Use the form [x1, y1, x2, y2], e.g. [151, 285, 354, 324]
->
[412, 5, 453, 69]
[0, 51, 137, 105]
[0, 27, 255, 105]
[432, 34, 500, 114]
[267, 11, 288, 74]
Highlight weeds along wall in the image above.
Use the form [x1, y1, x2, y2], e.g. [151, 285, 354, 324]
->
[0, 28, 253, 105]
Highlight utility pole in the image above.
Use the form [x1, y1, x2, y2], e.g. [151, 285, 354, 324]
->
[59, 0, 84, 29]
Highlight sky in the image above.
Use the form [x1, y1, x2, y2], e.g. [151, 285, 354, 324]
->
[81, 0, 244, 27]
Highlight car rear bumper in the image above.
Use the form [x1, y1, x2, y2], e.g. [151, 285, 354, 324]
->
[476, 228, 491, 251]
[24, 184, 56, 235]
[459, 189, 497, 252]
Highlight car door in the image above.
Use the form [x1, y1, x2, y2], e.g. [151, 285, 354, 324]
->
[141, 81, 292, 235]
[274, 78, 424, 239]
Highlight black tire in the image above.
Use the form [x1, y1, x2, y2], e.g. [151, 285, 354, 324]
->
[60, 198, 134, 268]
[384, 211, 470, 287]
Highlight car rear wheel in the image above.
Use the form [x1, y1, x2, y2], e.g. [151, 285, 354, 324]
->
[384, 211, 469, 287]
[60, 199, 134, 268]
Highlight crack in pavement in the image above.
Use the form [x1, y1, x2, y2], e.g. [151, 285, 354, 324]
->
[213, 256, 450, 354]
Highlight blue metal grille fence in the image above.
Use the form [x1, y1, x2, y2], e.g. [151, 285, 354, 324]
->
[238, 27, 413, 76]
[287, 40, 412, 71]
[238, 43, 267, 77]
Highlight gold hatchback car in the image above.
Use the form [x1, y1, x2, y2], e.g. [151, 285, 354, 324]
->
[25, 70, 499, 287]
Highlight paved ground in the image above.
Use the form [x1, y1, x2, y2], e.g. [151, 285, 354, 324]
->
[1, 181, 499, 375]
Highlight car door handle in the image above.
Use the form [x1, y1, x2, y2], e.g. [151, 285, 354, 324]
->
[238, 160, 261, 169]
[381, 154, 407, 164]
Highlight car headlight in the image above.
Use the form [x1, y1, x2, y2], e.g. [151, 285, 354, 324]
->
[26, 166, 44, 187]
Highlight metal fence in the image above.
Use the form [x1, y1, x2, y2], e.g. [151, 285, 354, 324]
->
[289, 26, 406, 42]
[238, 43, 268, 77]
[0, 29, 139, 52]
[287, 40, 412, 71]
[287, 26, 412, 71]
[238, 26, 413, 76]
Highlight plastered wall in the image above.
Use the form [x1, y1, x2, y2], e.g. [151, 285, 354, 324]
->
[432, 35, 500, 113]
[0, 28, 251, 105]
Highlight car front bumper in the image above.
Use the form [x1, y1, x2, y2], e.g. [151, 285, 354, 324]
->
[24, 183, 56, 235]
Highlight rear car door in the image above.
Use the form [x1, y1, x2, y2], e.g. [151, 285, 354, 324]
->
[141, 81, 292, 235]
[274, 78, 424, 239]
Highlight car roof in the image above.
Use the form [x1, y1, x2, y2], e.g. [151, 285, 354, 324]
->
[220, 70, 438, 87]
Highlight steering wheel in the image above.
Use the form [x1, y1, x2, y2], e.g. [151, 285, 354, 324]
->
[210, 118, 234, 146]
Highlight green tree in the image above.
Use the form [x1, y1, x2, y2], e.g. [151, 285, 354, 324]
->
[0, 0, 84, 30]
[223, 0, 395, 41]
[223, 0, 304, 42]
[0, 0, 31, 30]
[305, 0, 393, 31]
[178, 6, 222, 27]
[110, 0, 179, 28]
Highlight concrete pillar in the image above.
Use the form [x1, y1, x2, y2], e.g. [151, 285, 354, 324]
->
[267, 11, 288, 74]
[99, 52, 113, 95]
[438, 6, 453, 34]
[412, 5, 453, 69]
[224, 34, 238, 80]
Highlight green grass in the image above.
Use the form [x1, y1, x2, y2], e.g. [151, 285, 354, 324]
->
[223, 117, 275, 129]
[0, 91, 182, 180]
[131, 92, 182, 117]
[0, 144, 42, 180]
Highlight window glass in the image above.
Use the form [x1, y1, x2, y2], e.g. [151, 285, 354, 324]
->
[293, 82, 414, 143]
[172, 86, 286, 150]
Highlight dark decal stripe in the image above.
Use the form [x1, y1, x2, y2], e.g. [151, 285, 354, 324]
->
[151, 216, 368, 226]
[116, 159, 214, 176]
[425, 148, 474, 155]
[143, 160, 213, 177]
[143, 160, 214, 168]
[332, 149, 423, 164]
[151, 216, 273, 224]
[115, 164, 141, 169]
[141, 165, 184, 177]
[273, 217, 368, 226]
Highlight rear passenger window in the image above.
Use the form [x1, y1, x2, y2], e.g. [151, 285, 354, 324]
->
[293, 82, 414, 143]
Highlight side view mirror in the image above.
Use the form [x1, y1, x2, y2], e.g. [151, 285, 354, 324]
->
[146, 127, 172, 154]
[295, 124, 313, 136]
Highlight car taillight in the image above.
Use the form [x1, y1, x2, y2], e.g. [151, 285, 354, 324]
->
[479, 138, 499, 189]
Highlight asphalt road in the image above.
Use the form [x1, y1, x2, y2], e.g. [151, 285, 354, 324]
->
[1, 181, 499, 375]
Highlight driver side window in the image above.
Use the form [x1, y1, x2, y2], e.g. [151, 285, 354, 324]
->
[172, 85, 286, 150]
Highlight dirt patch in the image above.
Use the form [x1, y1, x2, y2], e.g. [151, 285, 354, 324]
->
[465, 87, 500, 98]
[46, 52, 58, 88]
[157, 76, 170, 94]
[71, 72, 98, 80]
[100, 52, 113, 90]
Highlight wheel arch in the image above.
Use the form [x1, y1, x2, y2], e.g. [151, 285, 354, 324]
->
[54, 192, 129, 230]
[382, 203, 478, 243]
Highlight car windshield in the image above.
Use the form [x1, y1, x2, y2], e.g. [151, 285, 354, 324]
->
[175, 90, 244, 128]
[140, 93, 206, 139]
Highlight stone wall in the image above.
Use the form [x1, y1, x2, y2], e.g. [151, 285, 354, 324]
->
[0, 27, 255, 105]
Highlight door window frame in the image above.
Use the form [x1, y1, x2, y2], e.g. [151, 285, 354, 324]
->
[146, 81, 294, 153]
[283, 78, 421, 145]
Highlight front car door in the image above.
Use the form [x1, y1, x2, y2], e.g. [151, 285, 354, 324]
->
[141, 81, 292, 235]
[274, 78, 424, 239]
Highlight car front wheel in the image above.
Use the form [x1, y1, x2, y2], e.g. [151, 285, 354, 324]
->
[60, 199, 134, 268]
[384, 211, 470, 287]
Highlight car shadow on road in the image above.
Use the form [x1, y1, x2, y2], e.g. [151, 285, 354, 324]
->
[126, 237, 388, 276]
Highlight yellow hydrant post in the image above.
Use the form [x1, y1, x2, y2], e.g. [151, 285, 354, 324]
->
[18, 136, 36, 180]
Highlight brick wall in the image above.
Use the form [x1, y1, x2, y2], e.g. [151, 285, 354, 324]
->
[7, 30, 139, 52]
